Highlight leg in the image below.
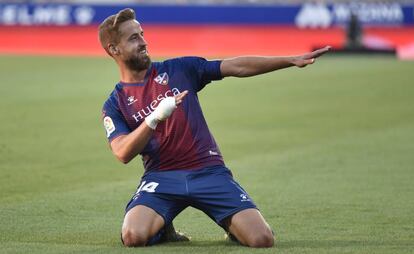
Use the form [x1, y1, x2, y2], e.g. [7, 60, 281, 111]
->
[121, 205, 164, 247]
[223, 208, 274, 248]
[122, 170, 191, 247]
[184, 166, 274, 248]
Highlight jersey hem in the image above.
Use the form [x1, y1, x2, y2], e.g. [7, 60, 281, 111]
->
[144, 162, 226, 174]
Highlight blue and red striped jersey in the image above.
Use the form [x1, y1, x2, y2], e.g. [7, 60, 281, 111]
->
[102, 57, 225, 172]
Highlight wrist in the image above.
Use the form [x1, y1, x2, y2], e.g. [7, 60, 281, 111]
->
[144, 96, 177, 130]
[145, 114, 159, 130]
[155, 97, 177, 120]
[288, 56, 298, 67]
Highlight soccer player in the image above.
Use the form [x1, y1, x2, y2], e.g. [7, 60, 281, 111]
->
[99, 8, 330, 248]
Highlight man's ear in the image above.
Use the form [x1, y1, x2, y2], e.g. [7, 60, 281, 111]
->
[108, 44, 119, 56]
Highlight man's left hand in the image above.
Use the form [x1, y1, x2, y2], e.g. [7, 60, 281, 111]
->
[292, 46, 331, 68]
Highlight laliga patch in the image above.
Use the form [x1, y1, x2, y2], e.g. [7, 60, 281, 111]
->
[103, 116, 115, 137]
[154, 72, 169, 85]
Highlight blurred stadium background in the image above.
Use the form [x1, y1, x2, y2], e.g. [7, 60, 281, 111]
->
[0, 1, 413, 254]
[1, 0, 414, 58]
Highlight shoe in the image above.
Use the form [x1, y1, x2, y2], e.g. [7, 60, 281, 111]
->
[162, 223, 191, 242]
[224, 232, 240, 244]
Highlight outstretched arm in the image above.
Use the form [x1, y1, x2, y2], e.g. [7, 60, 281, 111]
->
[220, 46, 331, 78]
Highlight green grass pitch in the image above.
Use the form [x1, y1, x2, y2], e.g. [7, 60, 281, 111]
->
[0, 55, 413, 254]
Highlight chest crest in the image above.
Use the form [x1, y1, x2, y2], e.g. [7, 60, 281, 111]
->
[154, 72, 169, 86]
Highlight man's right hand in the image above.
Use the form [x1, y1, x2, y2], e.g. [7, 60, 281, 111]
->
[145, 91, 189, 129]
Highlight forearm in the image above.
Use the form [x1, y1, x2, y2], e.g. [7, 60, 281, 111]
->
[221, 56, 296, 77]
[110, 122, 153, 164]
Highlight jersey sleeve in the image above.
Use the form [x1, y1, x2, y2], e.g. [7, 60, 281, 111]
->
[102, 92, 131, 142]
[179, 56, 223, 92]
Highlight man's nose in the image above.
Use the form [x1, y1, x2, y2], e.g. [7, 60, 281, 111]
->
[139, 36, 147, 46]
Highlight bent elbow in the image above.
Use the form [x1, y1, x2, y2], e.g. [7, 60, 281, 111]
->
[113, 151, 132, 164]
[117, 156, 131, 164]
[110, 138, 140, 164]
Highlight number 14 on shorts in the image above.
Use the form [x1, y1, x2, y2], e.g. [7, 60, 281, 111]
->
[132, 181, 159, 200]
[137, 181, 159, 193]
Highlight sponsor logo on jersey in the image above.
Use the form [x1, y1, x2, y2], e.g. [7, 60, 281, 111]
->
[103, 116, 115, 137]
[154, 72, 169, 86]
[127, 95, 138, 106]
[131, 87, 181, 123]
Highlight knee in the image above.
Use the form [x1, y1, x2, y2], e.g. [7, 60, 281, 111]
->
[121, 228, 149, 247]
[245, 229, 274, 248]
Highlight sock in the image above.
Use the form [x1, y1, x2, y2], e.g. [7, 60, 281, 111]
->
[146, 228, 165, 246]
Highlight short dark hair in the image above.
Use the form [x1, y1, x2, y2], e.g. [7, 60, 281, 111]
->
[98, 8, 136, 56]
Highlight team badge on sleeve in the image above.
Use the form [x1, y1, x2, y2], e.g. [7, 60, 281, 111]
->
[103, 116, 116, 137]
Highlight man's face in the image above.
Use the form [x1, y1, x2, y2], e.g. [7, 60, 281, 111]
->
[117, 20, 151, 71]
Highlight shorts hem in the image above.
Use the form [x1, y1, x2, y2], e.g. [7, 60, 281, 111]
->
[125, 201, 169, 226]
[217, 205, 258, 227]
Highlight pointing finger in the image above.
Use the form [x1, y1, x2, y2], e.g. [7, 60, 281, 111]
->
[312, 46, 331, 58]
[174, 90, 189, 105]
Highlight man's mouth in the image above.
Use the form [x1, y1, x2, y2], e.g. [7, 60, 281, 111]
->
[139, 48, 148, 55]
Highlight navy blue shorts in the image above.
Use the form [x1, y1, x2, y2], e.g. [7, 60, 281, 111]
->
[125, 166, 257, 227]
